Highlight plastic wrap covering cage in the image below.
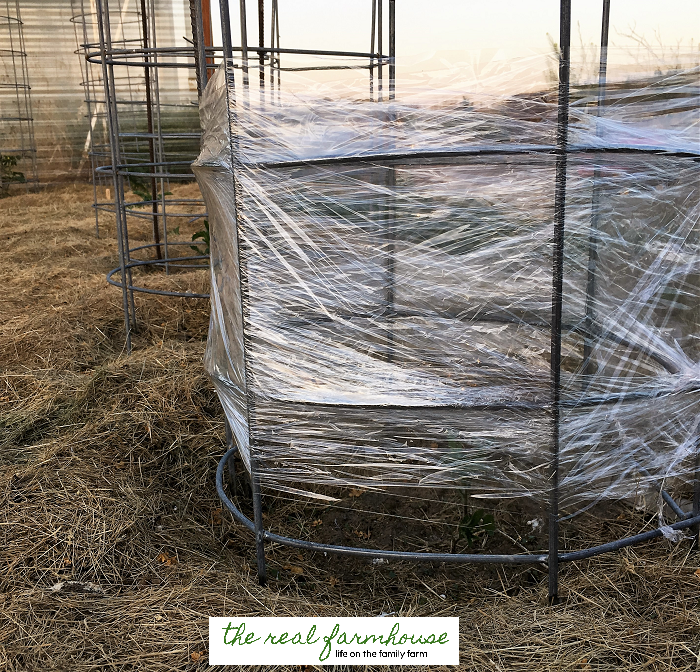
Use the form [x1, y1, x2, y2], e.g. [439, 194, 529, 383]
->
[193, 55, 700, 513]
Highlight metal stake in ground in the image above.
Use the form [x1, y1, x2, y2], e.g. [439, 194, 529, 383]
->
[140, 0, 162, 260]
[548, 0, 572, 606]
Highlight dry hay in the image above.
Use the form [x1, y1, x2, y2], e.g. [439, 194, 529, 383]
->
[1, 185, 700, 671]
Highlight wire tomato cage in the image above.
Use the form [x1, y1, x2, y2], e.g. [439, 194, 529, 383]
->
[208, 0, 697, 604]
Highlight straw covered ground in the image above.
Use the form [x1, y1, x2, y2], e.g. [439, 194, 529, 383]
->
[1, 184, 700, 671]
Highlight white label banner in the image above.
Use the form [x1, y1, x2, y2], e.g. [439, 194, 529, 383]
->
[209, 616, 459, 666]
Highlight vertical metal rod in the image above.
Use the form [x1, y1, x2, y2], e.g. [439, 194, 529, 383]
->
[388, 0, 395, 100]
[139, 0, 162, 260]
[104, 0, 136, 316]
[123, 0, 138, 322]
[96, 0, 132, 351]
[220, 0, 234, 63]
[21, 0, 37, 188]
[549, 0, 572, 605]
[147, 0, 170, 275]
[269, 0, 276, 89]
[239, 0, 249, 87]
[384, 165, 396, 363]
[5, 2, 20, 176]
[190, 0, 207, 98]
[369, 0, 376, 101]
[258, 0, 265, 92]
[693, 441, 700, 548]
[384, 0, 396, 360]
[274, 0, 280, 93]
[250, 463, 267, 585]
[377, 0, 383, 101]
[582, 0, 610, 389]
[219, 0, 266, 585]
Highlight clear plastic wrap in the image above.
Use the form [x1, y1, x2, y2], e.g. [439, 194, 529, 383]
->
[193, 55, 699, 509]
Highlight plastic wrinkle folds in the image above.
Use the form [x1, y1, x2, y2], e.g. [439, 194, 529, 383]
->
[193, 56, 700, 510]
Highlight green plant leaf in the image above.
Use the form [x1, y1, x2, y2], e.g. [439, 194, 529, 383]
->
[190, 219, 210, 256]
[127, 177, 171, 206]
[459, 509, 496, 548]
[1, 154, 26, 197]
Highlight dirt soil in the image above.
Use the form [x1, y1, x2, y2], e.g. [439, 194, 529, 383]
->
[1, 184, 700, 671]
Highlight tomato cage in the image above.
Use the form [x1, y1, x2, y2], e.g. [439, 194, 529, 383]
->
[0, 0, 38, 196]
[193, 0, 700, 603]
[89, 0, 211, 350]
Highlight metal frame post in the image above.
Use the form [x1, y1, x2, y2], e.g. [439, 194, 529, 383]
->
[95, 0, 134, 351]
[384, 165, 396, 363]
[258, 0, 265, 91]
[190, 0, 208, 98]
[549, 0, 572, 605]
[384, 0, 397, 362]
[377, 0, 383, 101]
[219, 0, 266, 585]
[105, 0, 138, 328]
[370, 0, 377, 100]
[269, 0, 280, 93]
[139, 0, 162, 260]
[388, 0, 395, 99]
[694, 442, 700, 548]
[239, 0, 249, 86]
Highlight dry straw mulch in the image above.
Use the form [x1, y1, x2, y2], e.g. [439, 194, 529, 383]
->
[1, 185, 700, 671]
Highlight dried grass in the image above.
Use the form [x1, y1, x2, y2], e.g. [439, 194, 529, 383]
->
[1, 185, 699, 671]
